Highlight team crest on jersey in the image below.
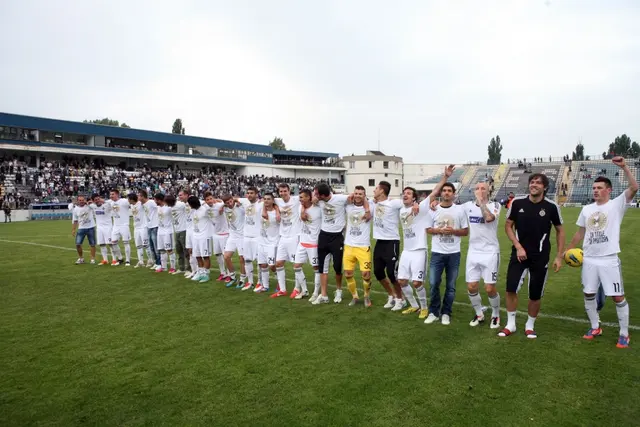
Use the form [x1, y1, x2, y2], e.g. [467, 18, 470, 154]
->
[349, 211, 364, 226]
[400, 211, 414, 226]
[246, 205, 255, 216]
[435, 214, 454, 228]
[193, 215, 199, 225]
[280, 207, 292, 220]
[131, 206, 139, 215]
[158, 212, 164, 221]
[112, 204, 120, 213]
[539, 209, 546, 217]
[226, 209, 236, 223]
[587, 211, 607, 232]
[375, 204, 385, 219]
[323, 204, 336, 217]
[262, 217, 270, 229]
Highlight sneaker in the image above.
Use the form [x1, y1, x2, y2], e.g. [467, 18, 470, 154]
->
[241, 283, 253, 291]
[391, 299, 407, 312]
[224, 276, 233, 283]
[111, 260, 120, 266]
[469, 315, 485, 327]
[616, 335, 630, 349]
[99, 260, 109, 266]
[191, 273, 202, 281]
[348, 298, 360, 307]
[254, 284, 264, 293]
[418, 309, 428, 319]
[294, 291, 309, 300]
[497, 328, 515, 337]
[146, 260, 155, 268]
[270, 290, 288, 298]
[424, 313, 439, 324]
[168, 268, 177, 274]
[235, 281, 244, 289]
[173, 269, 183, 275]
[124, 261, 131, 267]
[75, 258, 85, 265]
[152, 264, 161, 271]
[525, 329, 537, 339]
[155, 267, 165, 273]
[364, 296, 372, 308]
[290, 289, 300, 299]
[334, 289, 343, 304]
[90, 259, 96, 264]
[309, 293, 319, 304]
[135, 261, 145, 268]
[583, 328, 603, 340]
[311, 295, 329, 305]
[225, 279, 237, 288]
[149, 264, 157, 270]
[402, 307, 419, 315]
[383, 296, 395, 309]
[490, 317, 501, 329]
[216, 274, 225, 281]
[441, 314, 451, 325]
[198, 275, 210, 283]
[184, 270, 192, 277]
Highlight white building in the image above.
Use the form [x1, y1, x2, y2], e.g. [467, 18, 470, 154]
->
[343, 151, 403, 198]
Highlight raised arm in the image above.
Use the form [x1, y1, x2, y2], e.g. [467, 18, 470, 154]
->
[430, 164, 456, 201]
[613, 157, 639, 202]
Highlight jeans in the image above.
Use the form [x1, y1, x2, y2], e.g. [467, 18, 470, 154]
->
[175, 230, 187, 271]
[148, 227, 161, 265]
[596, 283, 606, 311]
[428, 251, 461, 317]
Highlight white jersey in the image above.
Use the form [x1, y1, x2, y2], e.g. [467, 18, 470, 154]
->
[300, 205, 322, 245]
[225, 204, 245, 239]
[210, 202, 229, 235]
[90, 203, 113, 229]
[73, 205, 95, 229]
[111, 198, 130, 227]
[345, 204, 372, 247]
[275, 196, 301, 238]
[463, 201, 501, 254]
[158, 206, 174, 235]
[130, 201, 146, 230]
[400, 199, 434, 251]
[430, 204, 469, 254]
[577, 192, 628, 257]
[185, 204, 194, 230]
[171, 201, 188, 233]
[239, 199, 261, 238]
[371, 198, 403, 241]
[259, 208, 280, 246]
[143, 200, 159, 228]
[318, 194, 349, 233]
[192, 205, 214, 239]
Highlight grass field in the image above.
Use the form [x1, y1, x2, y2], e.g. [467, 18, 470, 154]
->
[1, 207, 639, 426]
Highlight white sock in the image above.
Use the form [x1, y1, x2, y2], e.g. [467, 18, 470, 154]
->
[240, 274, 247, 284]
[313, 272, 321, 295]
[585, 295, 599, 329]
[161, 252, 168, 269]
[401, 285, 419, 308]
[616, 299, 630, 336]
[294, 267, 305, 292]
[169, 253, 176, 269]
[190, 255, 198, 273]
[124, 243, 131, 262]
[276, 267, 286, 292]
[260, 267, 270, 288]
[229, 271, 236, 280]
[525, 315, 536, 331]
[416, 285, 427, 309]
[489, 293, 501, 318]
[112, 245, 122, 260]
[216, 254, 226, 275]
[245, 261, 254, 285]
[100, 246, 109, 261]
[468, 292, 483, 316]
[136, 247, 144, 262]
[506, 311, 517, 331]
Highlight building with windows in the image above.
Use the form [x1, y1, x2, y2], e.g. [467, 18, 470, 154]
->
[342, 151, 403, 198]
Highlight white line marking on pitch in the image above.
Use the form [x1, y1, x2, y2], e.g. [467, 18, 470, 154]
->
[1, 238, 637, 331]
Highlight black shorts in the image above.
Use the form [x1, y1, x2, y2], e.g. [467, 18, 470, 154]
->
[317, 230, 344, 275]
[373, 240, 400, 283]
[505, 249, 549, 301]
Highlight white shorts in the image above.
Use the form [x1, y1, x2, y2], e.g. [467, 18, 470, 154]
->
[224, 236, 244, 257]
[294, 243, 318, 267]
[243, 237, 258, 261]
[97, 227, 112, 246]
[213, 234, 229, 255]
[193, 236, 212, 258]
[186, 229, 193, 249]
[398, 249, 427, 282]
[111, 225, 131, 243]
[258, 244, 277, 266]
[466, 252, 500, 284]
[582, 255, 624, 296]
[134, 228, 149, 247]
[276, 237, 299, 262]
[157, 233, 174, 252]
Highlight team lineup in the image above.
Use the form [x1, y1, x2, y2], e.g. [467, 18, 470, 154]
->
[70, 158, 638, 348]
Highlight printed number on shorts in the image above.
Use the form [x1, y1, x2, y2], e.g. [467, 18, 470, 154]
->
[417, 271, 424, 280]
[312, 257, 317, 265]
[613, 282, 621, 293]
[268, 257, 275, 265]
[364, 262, 371, 270]
[164, 243, 172, 250]
[143, 239, 149, 246]
[492, 272, 498, 282]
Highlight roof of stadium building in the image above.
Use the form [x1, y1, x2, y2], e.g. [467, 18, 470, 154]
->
[0, 112, 339, 158]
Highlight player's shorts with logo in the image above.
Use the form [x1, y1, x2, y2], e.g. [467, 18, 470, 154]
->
[243, 237, 259, 261]
[157, 233, 174, 251]
[506, 248, 549, 300]
[97, 227, 113, 245]
[185, 229, 193, 249]
[224, 236, 244, 257]
[276, 237, 299, 262]
[373, 239, 400, 282]
[192, 236, 211, 258]
[134, 228, 149, 247]
[398, 249, 427, 282]
[295, 243, 318, 267]
[343, 245, 371, 272]
[582, 255, 624, 296]
[466, 252, 500, 284]
[212, 234, 229, 254]
[258, 244, 277, 266]
[111, 225, 131, 243]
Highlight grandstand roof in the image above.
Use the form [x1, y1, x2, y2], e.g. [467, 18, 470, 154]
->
[273, 149, 339, 158]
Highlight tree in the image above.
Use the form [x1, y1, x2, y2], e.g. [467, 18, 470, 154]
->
[172, 118, 186, 135]
[83, 118, 130, 128]
[630, 141, 640, 158]
[269, 137, 286, 150]
[605, 134, 633, 158]
[572, 142, 585, 161]
[487, 135, 502, 165]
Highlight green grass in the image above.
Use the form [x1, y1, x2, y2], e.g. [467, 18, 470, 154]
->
[1, 207, 639, 426]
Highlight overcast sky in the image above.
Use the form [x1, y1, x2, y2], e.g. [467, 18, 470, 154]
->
[1, 0, 639, 163]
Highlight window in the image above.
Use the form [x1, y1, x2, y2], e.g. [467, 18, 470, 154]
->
[349, 161, 355, 169]
[384, 173, 388, 177]
[368, 161, 374, 168]
[368, 179, 375, 187]
[383, 161, 389, 169]
[395, 179, 399, 187]
[395, 162, 399, 169]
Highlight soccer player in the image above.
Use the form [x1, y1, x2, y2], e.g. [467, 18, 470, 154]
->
[139, 190, 161, 270]
[210, 196, 230, 282]
[256, 193, 281, 294]
[500, 173, 564, 339]
[566, 157, 638, 348]
[128, 193, 150, 268]
[274, 183, 301, 297]
[425, 182, 469, 325]
[155, 193, 176, 273]
[239, 187, 262, 291]
[71, 195, 96, 264]
[178, 189, 196, 277]
[464, 182, 502, 329]
[167, 193, 188, 274]
[189, 195, 214, 283]
[292, 189, 322, 299]
[222, 194, 247, 288]
[343, 186, 373, 306]
[90, 194, 114, 265]
[109, 189, 131, 266]
[312, 182, 350, 304]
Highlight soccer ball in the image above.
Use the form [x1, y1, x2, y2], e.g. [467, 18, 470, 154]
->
[564, 248, 583, 267]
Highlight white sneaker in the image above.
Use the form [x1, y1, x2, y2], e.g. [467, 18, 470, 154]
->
[441, 314, 451, 325]
[171, 269, 183, 275]
[125, 261, 131, 267]
[309, 293, 319, 304]
[311, 295, 329, 305]
[184, 271, 192, 278]
[191, 273, 202, 281]
[334, 289, 343, 304]
[383, 295, 395, 309]
[75, 258, 84, 264]
[295, 291, 309, 300]
[135, 262, 145, 269]
[90, 259, 96, 264]
[146, 260, 155, 268]
[149, 264, 157, 270]
[424, 313, 439, 324]
[390, 299, 407, 312]
[469, 314, 485, 327]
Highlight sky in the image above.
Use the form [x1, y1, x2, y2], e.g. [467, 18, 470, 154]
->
[1, 0, 639, 163]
